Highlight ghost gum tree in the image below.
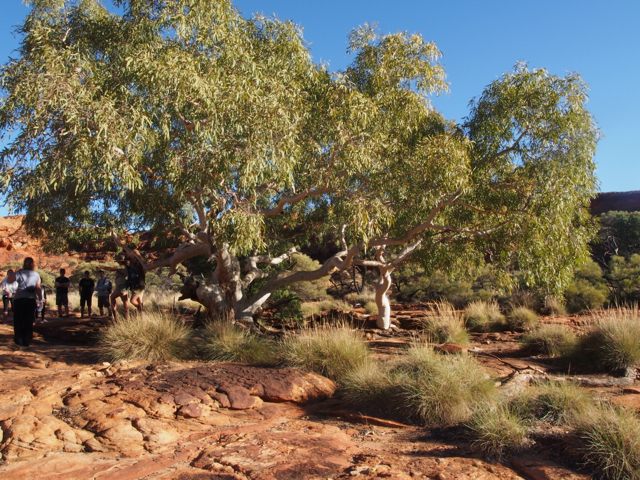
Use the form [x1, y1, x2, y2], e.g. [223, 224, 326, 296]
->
[0, 0, 599, 327]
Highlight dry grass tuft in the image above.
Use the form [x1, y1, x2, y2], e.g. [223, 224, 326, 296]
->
[574, 404, 640, 480]
[421, 301, 470, 345]
[280, 325, 372, 383]
[581, 306, 640, 371]
[521, 324, 577, 356]
[464, 300, 505, 332]
[200, 320, 277, 365]
[507, 306, 539, 330]
[98, 309, 193, 363]
[469, 405, 531, 460]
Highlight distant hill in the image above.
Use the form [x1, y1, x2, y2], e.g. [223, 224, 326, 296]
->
[591, 191, 640, 215]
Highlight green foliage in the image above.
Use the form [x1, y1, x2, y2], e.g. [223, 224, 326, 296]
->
[421, 301, 470, 345]
[469, 406, 530, 460]
[565, 260, 609, 313]
[199, 321, 277, 365]
[530, 381, 593, 425]
[0, 0, 599, 316]
[507, 307, 539, 330]
[464, 300, 505, 332]
[595, 211, 640, 262]
[364, 301, 378, 315]
[574, 405, 640, 480]
[288, 254, 332, 302]
[280, 326, 373, 383]
[98, 310, 193, 363]
[542, 296, 567, 316]
[606, 254, 640, 305]
[521, 325, 577, 356]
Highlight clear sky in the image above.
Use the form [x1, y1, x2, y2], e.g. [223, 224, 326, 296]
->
[1, 0, 639, 217]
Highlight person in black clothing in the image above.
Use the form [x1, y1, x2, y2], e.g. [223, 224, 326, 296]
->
[55, 269, 71, 318]
[78, 271, 95, 318]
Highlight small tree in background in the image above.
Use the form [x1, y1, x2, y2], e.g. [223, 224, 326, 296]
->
[0, 0, 599, 328]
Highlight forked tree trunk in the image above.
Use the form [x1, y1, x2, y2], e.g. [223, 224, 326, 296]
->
[375, 266, 394, 329]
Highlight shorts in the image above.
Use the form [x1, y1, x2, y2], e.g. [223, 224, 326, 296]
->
[98, 296, 110, 309]
[56, 294, 68, 306]
[2, 295, 13, 313]
[80, 294, 93, 308]
[114, 284, 128, 295]
[130, 288, 144, 300]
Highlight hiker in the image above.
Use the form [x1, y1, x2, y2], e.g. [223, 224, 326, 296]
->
[127, 256, 146, 313]
[78, 270, 95, 318]
[12, 257, 42, 348]
[103, 255, 130, 318]
[55, 268, 71, 318]
[95, 270, 113, 316]
[2, 269, 17, 323]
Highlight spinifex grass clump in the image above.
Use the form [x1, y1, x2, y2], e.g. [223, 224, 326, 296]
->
[507, 306, 539, 330]
[580, 306, 640, 372]
[421, 301, 470, 345]
[200, 320, 277, 365]
[99, 310, 193, 362]
[574, 405, 640, 480]
[521, 324, 577, 356]
[280, 325, 373, 383]
[464, 300, 505, 332]
[343, 343, 496, 425]
[468, 405, 530, 460]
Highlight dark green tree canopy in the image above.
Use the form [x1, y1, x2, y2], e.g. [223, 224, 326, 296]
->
[0, 0, 599, 327]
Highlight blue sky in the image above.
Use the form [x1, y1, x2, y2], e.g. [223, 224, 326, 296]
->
[1, 0, 638, 217]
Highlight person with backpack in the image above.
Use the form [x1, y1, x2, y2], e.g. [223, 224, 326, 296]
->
[95, 270, 113, 316]
[13, 257, 42, 348]
[2, 269, 17, 323]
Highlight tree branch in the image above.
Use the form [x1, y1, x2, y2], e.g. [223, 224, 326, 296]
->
[242, 247, 297, 287]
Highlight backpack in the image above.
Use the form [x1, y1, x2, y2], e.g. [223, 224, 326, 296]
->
[106, 279, 112, 294]
[126, 265, 141, 289]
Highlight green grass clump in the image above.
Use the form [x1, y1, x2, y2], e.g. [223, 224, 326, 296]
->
[469, 405, 530, 460]
[464, 300, 505, 332]
[364, 301, 378, 315]
[98, 310, 193, 363]
[421, 301, 470, 345]
[582, 307, 640, 372]
[280, 325, 372, 383]
[521, 324, 577, 356]
[543, 296, 568, 316]
[532, 381, 593, 425]
[507, 306, 539, 330]
[575, 405, 640, 480]
[200, 321, 277, 365]
[344, 343, 496, 426]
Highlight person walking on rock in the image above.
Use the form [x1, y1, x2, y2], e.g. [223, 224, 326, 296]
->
[95, 270, 112, 316]
[2, 269, 17, 323]
[103, 255, 130, 318]
[55, 268, 71, 318]
[78, 271, 95, 318]
[12, 257, 42, 348]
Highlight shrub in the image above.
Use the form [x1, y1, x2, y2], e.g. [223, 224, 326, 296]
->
[574, 405, 640, 480]
[301, 302, 321, 318]
[509, 289, 540, 311]
[280, 325, 372, 383]
[200, 321, 277, 365]
[464, 300, 505, 332]
[344, 288, 376, 305]
[288, 254, 333, 302]
[565, 278, 608, 313]
[98, 310, 193, 362]
[580, 307, 640, 371]
[469, 405, 530, 460]
[507, 306, 539, 330]
[341, 361, 399, 416]
[420, 301, 470, 345]
[521, 324, 577, 356]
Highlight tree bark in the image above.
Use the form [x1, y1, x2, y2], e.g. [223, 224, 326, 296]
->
[375, 266, 394, 329]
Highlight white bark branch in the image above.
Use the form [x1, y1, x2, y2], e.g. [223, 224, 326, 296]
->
[186, 191, 208, 233]
[242, 247, 297, 287]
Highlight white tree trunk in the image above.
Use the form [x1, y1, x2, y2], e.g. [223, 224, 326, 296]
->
[375, 266, 394, 329]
